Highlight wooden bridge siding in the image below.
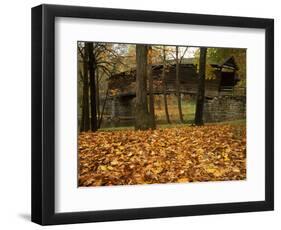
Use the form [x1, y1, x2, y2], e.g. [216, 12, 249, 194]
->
[108, 65, 229, 98]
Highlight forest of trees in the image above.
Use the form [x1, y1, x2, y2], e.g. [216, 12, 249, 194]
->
[78, 42, 124, 132]
[77, 42, 240, 132]
[78, 42, 247, 187]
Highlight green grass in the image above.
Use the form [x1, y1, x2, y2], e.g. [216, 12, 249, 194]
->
[154, 97, 196, 123]
[98, 97, 245, 132]
[99, 126, 134, 132]
[208, 119, 246, 126]
[98, 119, 246, 132]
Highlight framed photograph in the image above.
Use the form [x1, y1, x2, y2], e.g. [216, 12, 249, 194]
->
[31, 4, 274, 225]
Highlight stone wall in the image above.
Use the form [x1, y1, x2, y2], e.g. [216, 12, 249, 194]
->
[102, 95, 246, 126]
[104, 96, 135, 118]
[101, 96, 135, 128]
[203, 96, 246, 123]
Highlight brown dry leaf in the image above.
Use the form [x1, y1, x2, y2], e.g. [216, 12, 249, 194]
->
[99, 165, 107, 171]
[177, 178, 189, 183]
[78, 125, 246, 186]
[110, 160, 119, 166]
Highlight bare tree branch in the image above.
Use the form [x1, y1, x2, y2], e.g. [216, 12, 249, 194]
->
[180, 47, 189, 64]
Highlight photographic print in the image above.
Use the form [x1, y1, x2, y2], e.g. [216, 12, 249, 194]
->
[77, 42, 246, 187]
[32, 5, 274, 225]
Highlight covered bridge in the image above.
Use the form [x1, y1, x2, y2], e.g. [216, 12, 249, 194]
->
[103, 56, 241, 125]
[108, 56, 240, 98]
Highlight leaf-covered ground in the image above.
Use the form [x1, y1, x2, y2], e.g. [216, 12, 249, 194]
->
[78, 125, 246, 186]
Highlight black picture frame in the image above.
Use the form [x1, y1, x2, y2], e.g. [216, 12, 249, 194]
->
[31, 4, 274, 225]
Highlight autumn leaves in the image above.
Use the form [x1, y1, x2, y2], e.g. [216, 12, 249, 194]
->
[77, 42, 246, 187]
[79, 125, 246, 186]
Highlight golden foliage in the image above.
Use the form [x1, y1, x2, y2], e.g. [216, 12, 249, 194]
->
[78, 125, 246, 186]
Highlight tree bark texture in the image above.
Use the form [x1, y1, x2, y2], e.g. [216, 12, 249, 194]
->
[195, 47, 207, 125]
[162, 46, 171, 124]
[80, 45, 90, 132]
[87, 42, 98, 131]
[147, 46, 156, 129]
[135, 44, 153, 130]
[176, 46, 184, 123]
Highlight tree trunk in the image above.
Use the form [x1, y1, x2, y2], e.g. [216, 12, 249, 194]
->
[135, 44, 152, 130]
[195, 47, 207, 125]
[80, 45, 90, 132]
[176, 46, 184, 123]
[148, 46, 156, 129]
[87, 42, 98, 131]
[96, 68, 100, 121]
[98, 89, 109, 129]
[162, 46, 171, 124]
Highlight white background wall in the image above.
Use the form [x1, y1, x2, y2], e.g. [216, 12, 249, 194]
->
[0, 0, 279, 229]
